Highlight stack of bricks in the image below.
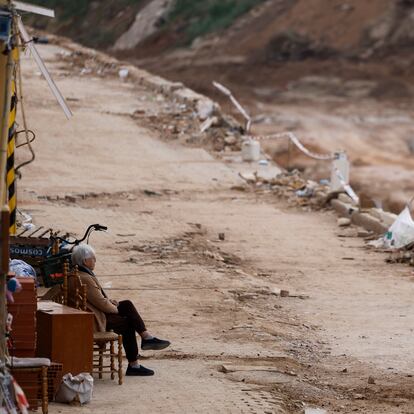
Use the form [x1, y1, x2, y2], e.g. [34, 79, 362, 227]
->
[7, 277, 37, 357]
[8, 277, 38, 410]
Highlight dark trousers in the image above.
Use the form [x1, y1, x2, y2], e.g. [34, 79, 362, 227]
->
[106, 300, 147, 362]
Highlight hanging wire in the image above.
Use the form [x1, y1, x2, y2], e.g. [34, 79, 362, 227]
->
[15, 35, 35, 176]
[15, 129, 35, 148]
[212, 81, 334, 161]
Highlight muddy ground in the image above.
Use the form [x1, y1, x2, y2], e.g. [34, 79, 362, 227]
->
[135, 52, 414, 214]
[122, 0, 414, 214]
[15, 39, 414, 413]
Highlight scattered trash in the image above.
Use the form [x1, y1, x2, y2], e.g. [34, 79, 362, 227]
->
[280, 290, 290, 297]
[218, 233, 225, 241]
[368, 376, 376, 384]
[200, 116, 218, 133]
[258, 159, 269, 166]
[383, 206, 414, 249]
[334, 167, 359, 205]
[196, 99, 215, 120]
[22, 222, 35, 231]
[296, 180, 318, 198]
[331, 152, 350, 192]
[241, 139, 261, 162]
[80, 68, 92, 76]
[18, 210, 34, 230]
[118, 67, 129, 81]
[296, 187, 313, 198]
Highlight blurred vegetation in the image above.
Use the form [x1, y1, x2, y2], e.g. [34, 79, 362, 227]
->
[27, 0, 89, 20]
[27, 0, 143, 48]
[168, 0, 266, 43]
[25, 0, 265, 48]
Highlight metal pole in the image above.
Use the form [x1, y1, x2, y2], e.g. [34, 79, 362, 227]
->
[0, 17, 13, 362]
[0, 50, 14, 205]
[0, 207, 9, 360]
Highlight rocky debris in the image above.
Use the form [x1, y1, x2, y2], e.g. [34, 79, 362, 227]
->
[135, 96, 243, 152]
[50, 34, 245, 155]
[237, 169, 330, 209]
[385, 243, 414, 265]
[338, 218, 351, 227]
[240, 164, 405, 251]
[57, 50, 119, 78]
[196, 99, 215, 120]
[130, 233, 241, 267]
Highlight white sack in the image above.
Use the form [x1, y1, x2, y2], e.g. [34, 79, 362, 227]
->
[385, 206, 414, 249]
[55, 373, 93, 405]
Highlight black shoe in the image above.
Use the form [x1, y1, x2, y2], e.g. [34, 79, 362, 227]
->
[141, 337, 171, 351]
[126, 364, 154, 376]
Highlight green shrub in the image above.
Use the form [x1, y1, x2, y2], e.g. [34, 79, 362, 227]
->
[169, 0, 265, 43]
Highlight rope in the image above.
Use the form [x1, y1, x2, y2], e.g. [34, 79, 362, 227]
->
[212, 81, 335, 161]
[254, 131, 335, 161]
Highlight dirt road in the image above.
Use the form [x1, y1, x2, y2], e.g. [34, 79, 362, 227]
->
[16, 41, 414, 413]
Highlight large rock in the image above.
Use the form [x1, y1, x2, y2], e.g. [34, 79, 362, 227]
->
[113, 0, 173, 51]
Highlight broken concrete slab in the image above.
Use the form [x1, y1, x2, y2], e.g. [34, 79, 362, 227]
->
[338, 193, 356, 205]
[351, 212, 388, 234]
[331, 199, 357, 218]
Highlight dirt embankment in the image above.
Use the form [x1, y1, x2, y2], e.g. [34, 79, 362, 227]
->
[126, 0, 414, 213]
[29, 0, 414, 210]
[19, 39, 414, 413]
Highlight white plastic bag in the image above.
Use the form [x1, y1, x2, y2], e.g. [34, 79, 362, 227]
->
[55, 373, 93, 405]
[384, 206, 414, 249]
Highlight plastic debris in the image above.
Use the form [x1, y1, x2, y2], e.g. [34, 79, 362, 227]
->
[383, 206, 414, 249]
[9, 259, 37, 279]
[118, 68, 129, 81]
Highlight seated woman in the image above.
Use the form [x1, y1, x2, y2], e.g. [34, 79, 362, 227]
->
[71, 244, 170, 376]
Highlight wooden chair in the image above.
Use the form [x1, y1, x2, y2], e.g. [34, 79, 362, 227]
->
[52, 260, 69, 306]
[67, 266, 123, 385]
[9, 357, 50, 414]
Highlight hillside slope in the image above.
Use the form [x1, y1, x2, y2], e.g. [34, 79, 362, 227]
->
[26, 0, 414, 210]
[28, 0, 266, 50]
[29, 0, 414, 61]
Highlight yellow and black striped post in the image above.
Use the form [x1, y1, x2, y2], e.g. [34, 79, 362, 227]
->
[6, 47, 17, 234]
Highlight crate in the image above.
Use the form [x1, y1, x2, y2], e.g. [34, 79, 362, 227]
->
[11, 370, 39, 411]
[7, 277, 37, 358]
[46, 362, 63, 401]
[10, 235, 50, 279]
[41, 253, 71, 287]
